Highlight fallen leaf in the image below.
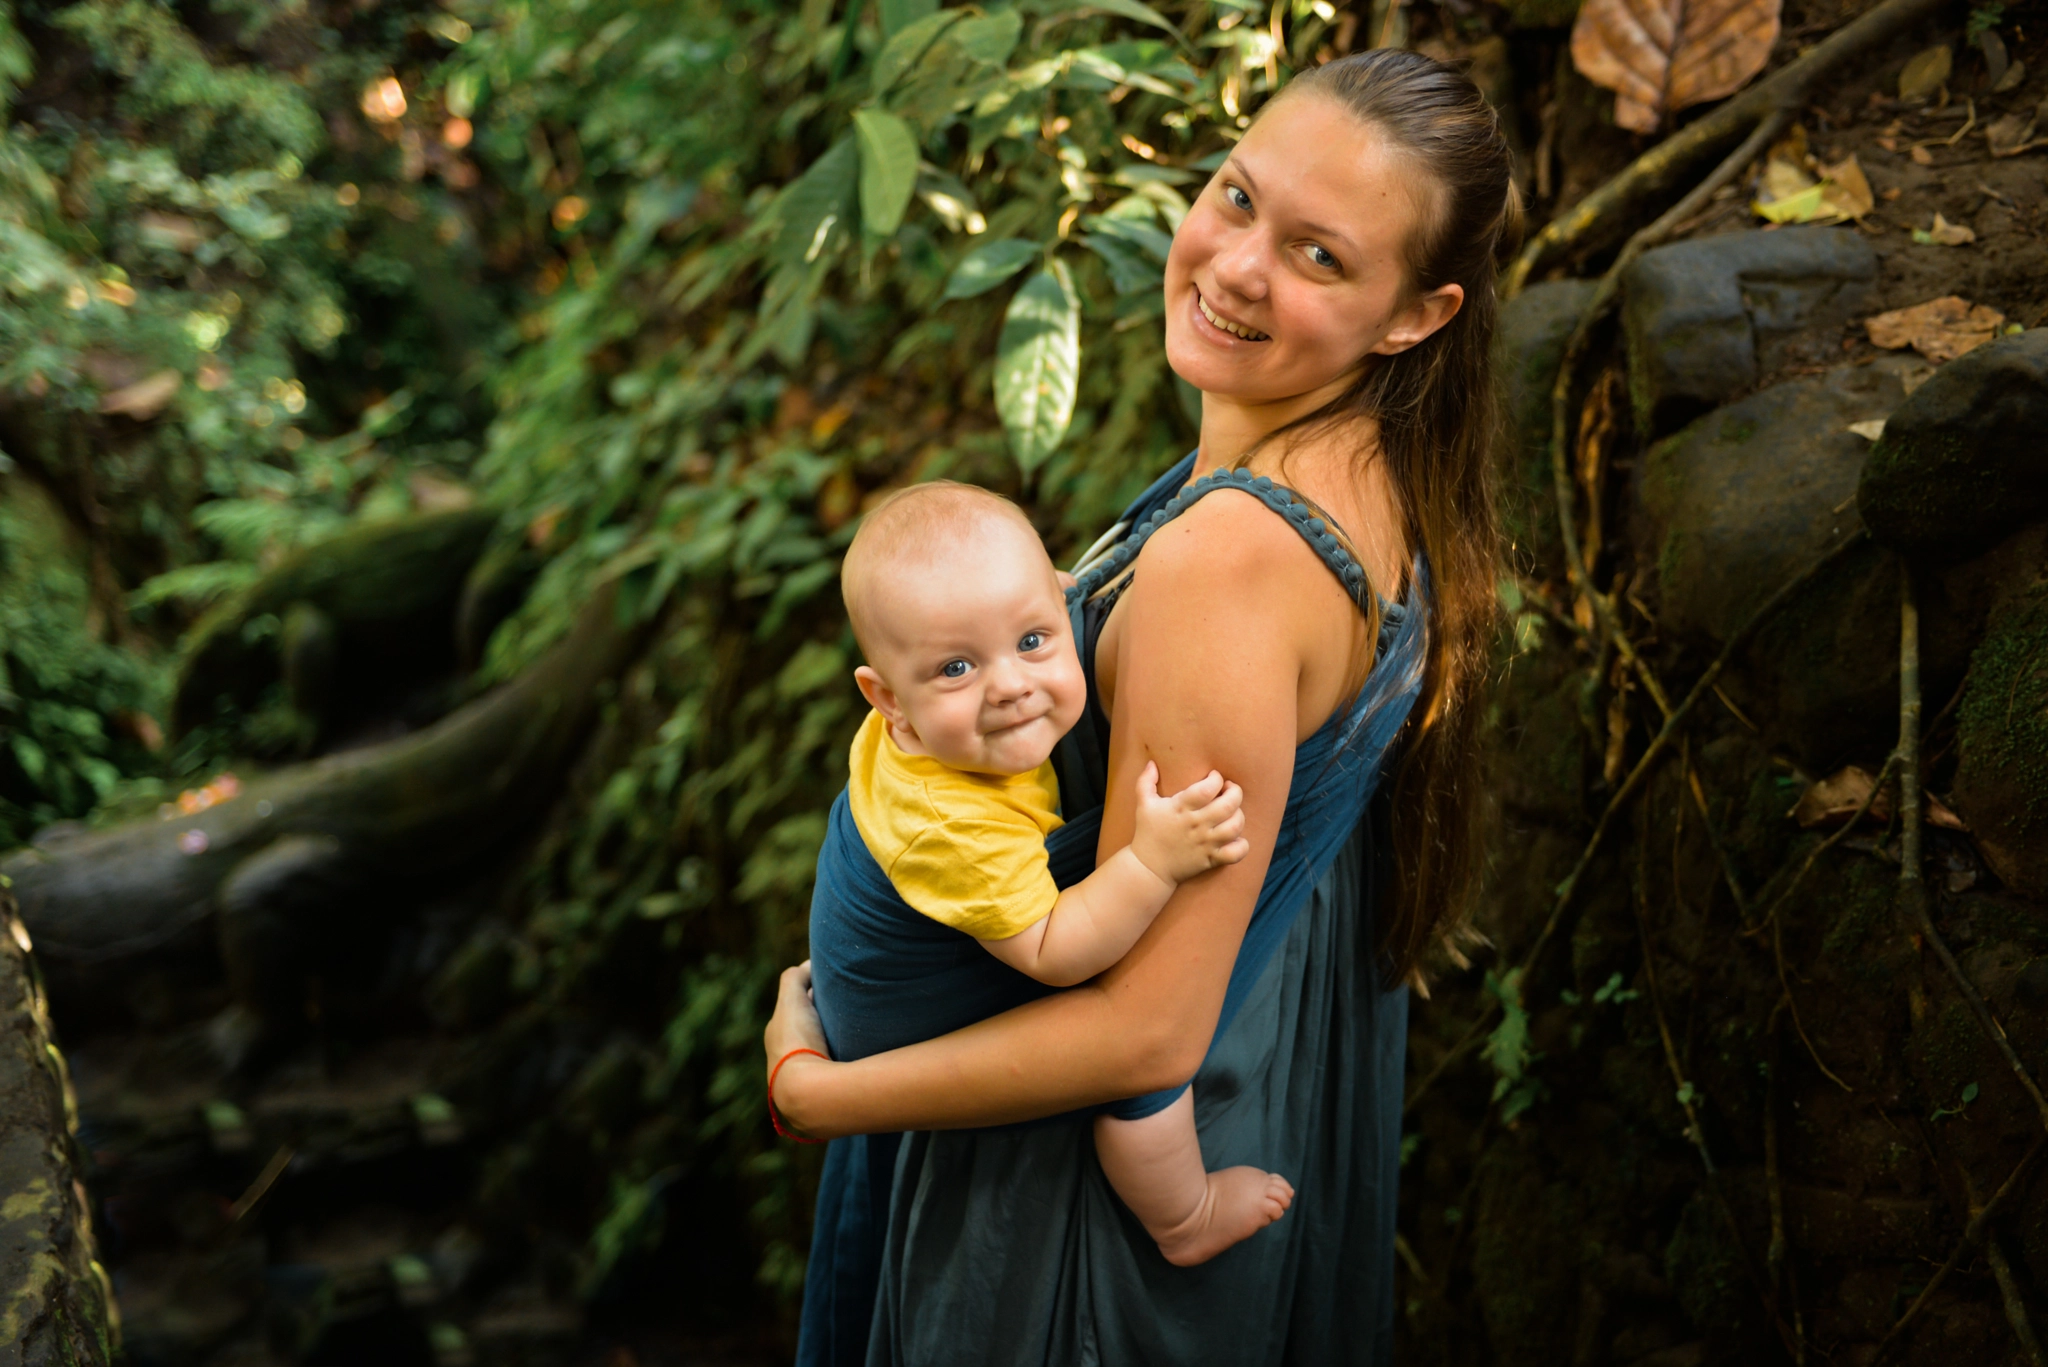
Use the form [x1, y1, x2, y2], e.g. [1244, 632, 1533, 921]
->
[1881, 186, 1903, 201]
[1791, 766, 1890, 826]
[98, 369, 182, 419]
[1910, 144, 1935, 165]
[1980, 29, 2011, 88]
[1571, 0, 1782, 134]
[1898, 44, 1952, 101]
[1992, 56, 2027, 93]
[1911, 211, 1976, 245]
[1985, 110, 2034, 154]
[1864, 295, 2007, 362]
[1927, 793, 1967, 831]
[1753, 153, 1873, 223]
[1847, 418, 1887, 440]
[1818, 154, 1875, 218]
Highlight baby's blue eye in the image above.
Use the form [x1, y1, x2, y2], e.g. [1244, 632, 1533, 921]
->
[941, 659, 969, 679]
[1018, 632, 1045, 652]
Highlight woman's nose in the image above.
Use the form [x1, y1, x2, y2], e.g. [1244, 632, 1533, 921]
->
[1210, 230, 1269, 303]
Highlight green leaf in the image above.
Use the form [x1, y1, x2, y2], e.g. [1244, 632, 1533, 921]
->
[1083, 213, 1173, 263]
[953, 10, 1024, 64]
[942, 237, 1041, 299]
[995, 260, 1080, 475]
[878, 0, 938, 40]
[853, 108, 920, 239]
[872, 8, 964, 96]
[1962, 1081, 1980, 1104]
[1077, 233, 1158, 294]
[769, 135, 858, 268]
[1038, 0, 1192, 51]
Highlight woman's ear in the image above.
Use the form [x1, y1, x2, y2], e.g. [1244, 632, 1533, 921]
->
[1371, 282, 1465, 356]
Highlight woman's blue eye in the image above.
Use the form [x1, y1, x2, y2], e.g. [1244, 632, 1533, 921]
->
[1018, 632, 1045, 652]
[1308, 245, 1337, 269]
[1226, 185, 1251, 211]
[941, 660, 969, 679]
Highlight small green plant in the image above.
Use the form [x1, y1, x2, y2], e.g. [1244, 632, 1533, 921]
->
[1967, 2, 2005, 41]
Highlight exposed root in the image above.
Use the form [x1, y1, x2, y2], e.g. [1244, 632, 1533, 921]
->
[1871, 1139, 2045, 1365]
[1404, 533, 1871, 1114]
[1896, 565, 2048, 1137]
[1503, 0, 1952, 296]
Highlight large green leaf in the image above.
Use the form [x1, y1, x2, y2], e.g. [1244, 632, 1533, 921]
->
[878, 0, 938, 40]
[953, 10, 1024, 64]
[995, 259, 1080, 475]
[872, 8, 964, 96]
[769, 134, 858, 268]
[853, 108, 920, 239]
[942, 237, 1041, 299]
[1038, 0, 1193, 52]
[1077, 233, 1158, 295]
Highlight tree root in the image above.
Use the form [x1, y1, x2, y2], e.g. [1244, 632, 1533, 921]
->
[1895, 566, 2048, 1136]
[1503, 0, 1951, 296]
[1405, 533, 1867, 1113]
[1632, 804, 1800, 1361]
[1871, 1138, 2044, 1365]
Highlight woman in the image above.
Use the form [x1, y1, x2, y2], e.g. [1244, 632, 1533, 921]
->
[766, 50, 1519, 1364]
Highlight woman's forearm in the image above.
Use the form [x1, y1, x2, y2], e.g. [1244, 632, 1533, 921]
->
[776, 959, 1220, 1139]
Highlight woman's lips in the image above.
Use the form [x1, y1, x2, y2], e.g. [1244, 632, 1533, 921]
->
[1194, 286, 1270, 342]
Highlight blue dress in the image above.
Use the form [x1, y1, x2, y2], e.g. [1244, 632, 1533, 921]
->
[800, 456, 1427, 1365]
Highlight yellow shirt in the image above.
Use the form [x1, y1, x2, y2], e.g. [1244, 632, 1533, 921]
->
[845, 709, 1064, 940]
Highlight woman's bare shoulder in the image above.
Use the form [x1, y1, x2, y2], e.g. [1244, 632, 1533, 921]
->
[1133, 484, 1338, 593]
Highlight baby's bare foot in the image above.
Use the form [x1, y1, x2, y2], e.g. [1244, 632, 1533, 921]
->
[1153, 1166, 1294, 1267]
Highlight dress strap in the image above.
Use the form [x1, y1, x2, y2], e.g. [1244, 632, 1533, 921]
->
[1067, 465, 1387, 617]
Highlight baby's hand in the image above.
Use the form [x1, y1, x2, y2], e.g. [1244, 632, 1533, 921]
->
[1128, 762, 1250, 885]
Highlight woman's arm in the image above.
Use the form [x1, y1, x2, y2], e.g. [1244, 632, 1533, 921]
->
[768, 496, 1334, 1138]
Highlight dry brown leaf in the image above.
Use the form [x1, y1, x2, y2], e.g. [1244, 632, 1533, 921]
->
[1864, 295, 2007, 363]
[1927, 794, 1967, 831]
[1898, 44, 1952, 101]
[98, 369, 181, 419]
[1818, 154, 1874, 218]
[1910, 144, 1935, 165]
[1992, 56, 2027, 93]
[1985, 100, 2048, 156]
[1913, 211, 1976, 245]
[1790, 766, 1890, 826]
[1571, 0, 1782, 134]
[1847, 419, 1887, 440]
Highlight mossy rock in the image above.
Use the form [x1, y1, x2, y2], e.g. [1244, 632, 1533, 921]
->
[0, 892, 113, 1367]
[1470, 1141, 1582, 1366]
[1952, 579, 2048, 895]
[1858, 328, 2048, 562]
[1495, 280, 1599, 578]
[1622, 228, 1875, 438]
[1635, 362, 1970, 767]
[170, 506, 501, 742]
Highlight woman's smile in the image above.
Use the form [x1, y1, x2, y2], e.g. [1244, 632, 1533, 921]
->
[1193, 286, 1270, 343]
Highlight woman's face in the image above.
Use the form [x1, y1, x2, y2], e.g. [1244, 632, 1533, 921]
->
[1163, 93, 1463, 407]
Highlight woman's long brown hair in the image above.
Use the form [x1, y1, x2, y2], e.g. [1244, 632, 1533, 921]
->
[1252, 50, 1520, 986]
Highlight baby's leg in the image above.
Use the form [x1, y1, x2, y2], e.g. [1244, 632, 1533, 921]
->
[1094, 1089, 1294, 1267]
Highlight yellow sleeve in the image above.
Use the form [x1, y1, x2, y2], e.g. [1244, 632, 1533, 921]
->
[886, 815, 1060, 941]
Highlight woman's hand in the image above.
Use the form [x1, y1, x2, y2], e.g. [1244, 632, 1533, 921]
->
[764, 960, 834, 1138]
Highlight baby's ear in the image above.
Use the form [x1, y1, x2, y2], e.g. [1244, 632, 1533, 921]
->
[854, 665, 903, 724]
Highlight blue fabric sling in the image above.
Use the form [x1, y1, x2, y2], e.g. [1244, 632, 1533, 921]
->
[798, 454, 1427, 1366]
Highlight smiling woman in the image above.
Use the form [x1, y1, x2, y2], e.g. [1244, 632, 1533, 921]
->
[768, 49, 1520, 1367]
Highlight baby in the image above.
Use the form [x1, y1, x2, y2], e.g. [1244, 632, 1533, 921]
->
[835, 479, 1294, 1267]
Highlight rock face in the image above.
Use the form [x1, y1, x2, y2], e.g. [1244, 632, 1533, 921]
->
[0, 892, 112, 1367]
[1953, 581, 2048, 896]
[1623, 227, 1877, 436]
[1635, 361, 1939, 765]
[1496, 280, 1599, 578]
[1857, 328, 2048, 561]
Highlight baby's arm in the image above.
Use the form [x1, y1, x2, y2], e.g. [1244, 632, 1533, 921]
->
[979, 763, 1247, 987]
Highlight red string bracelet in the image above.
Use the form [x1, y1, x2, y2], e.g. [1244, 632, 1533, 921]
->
[769, 1047, 829, 1143]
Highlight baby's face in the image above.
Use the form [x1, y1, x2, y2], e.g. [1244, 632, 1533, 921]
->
[860, 533, 1085, 776]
